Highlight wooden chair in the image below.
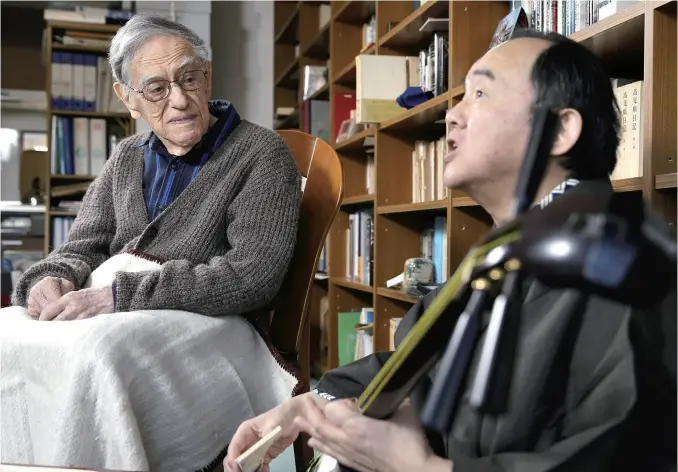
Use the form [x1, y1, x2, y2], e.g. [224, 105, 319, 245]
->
[272, 130, 344, 470]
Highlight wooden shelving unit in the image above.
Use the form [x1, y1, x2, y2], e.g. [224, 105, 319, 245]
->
[656, 172, 678, 189]
[43, 20, 134, 255]
[50, 109, 129, 119]
[274, 0, 677, 371]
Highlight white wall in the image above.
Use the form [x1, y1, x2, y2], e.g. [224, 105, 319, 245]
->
[210, 1, 274, 129]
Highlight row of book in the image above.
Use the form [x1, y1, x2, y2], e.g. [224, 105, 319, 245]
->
[511, 0, 630, 36]
[50, 52, 127, 114]
[52, 216, 75, 251]
[51, 116, 105, 176]
[303, 65, 327, 102]
[366, 152, 376, 195]
[612, 79, 643, 180]
[337, 310, 404, 366]
[337, 308, 374, 366]
[362, 15, 377, 50]
[343, 212, 448, 288]
[383, 217, 449, 292]
[300, 95, 377, 203]
[421, 216, 448, 284]
[317, 243, 328, 274]
[413, 138, 450, 204]
[419, 32, 449, 98]
[50, 116, 124, 176]
[276, 89, 355, 146]
[333, 311, 406, 366]
[345, 209, 374, 286]
[301, 99, 330, 143]
[354, 29, 448, 124]
[300, 95, 376, 202]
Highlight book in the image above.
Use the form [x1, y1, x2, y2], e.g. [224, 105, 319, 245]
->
[488, 7, 529, 50]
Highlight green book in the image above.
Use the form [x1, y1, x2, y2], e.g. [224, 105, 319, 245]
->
[337, 311, 361, 366]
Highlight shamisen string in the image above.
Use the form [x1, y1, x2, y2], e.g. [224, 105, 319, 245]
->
[357, 230, 519, 413]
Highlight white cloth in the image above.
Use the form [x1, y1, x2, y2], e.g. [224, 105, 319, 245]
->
[0, 254, 299, 471]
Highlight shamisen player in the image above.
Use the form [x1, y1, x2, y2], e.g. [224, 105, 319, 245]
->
[225, 29, 676, 472]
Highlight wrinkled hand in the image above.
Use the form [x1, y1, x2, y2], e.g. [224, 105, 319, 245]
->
[224, 393, 328, 472]
[27, 276, 75, 319]
[39, 286, 114, 321]
[295, 399, 449, 472]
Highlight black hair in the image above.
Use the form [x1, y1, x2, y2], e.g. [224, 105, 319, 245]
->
[509, 29, 620, 180]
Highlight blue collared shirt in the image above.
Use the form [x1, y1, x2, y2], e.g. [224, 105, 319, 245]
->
[134, 100, 241, 222]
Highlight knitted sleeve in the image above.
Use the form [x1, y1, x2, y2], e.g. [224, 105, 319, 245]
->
[11, 144, 121, 307]
[113, 133, 301, 316]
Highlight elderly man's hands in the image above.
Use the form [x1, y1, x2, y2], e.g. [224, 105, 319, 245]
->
[39, 286, 115, 321]
[294, 399, 451, 472]
[27, 276, 75, 319]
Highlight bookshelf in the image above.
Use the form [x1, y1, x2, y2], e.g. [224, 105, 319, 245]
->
[43, 19, 134, 255]
[273, 0, 677, 371]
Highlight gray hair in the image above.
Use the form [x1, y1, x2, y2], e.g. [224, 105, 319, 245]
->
[108, 14, 209, 86]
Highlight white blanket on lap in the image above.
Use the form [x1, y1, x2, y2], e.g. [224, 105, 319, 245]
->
[0, 253, 299, 471]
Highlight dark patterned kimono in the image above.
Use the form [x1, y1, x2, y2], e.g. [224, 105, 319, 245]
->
[314, 179, 676, 472]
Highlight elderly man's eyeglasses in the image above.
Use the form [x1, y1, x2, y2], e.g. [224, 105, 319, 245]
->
[128, 70, 207, 102]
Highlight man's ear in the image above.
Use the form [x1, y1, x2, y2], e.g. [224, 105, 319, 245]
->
[113, 82, 142, 120]
[204, 60, 213, 97]
[551, 108, 582, 157]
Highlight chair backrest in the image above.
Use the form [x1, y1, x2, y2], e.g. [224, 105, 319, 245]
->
[271, 130, 343, 363]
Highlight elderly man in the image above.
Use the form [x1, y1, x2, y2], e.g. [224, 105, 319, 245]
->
[224, 30, 676, 472]
[2, 14, 301, 472]
[13, 15, 299, 321]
